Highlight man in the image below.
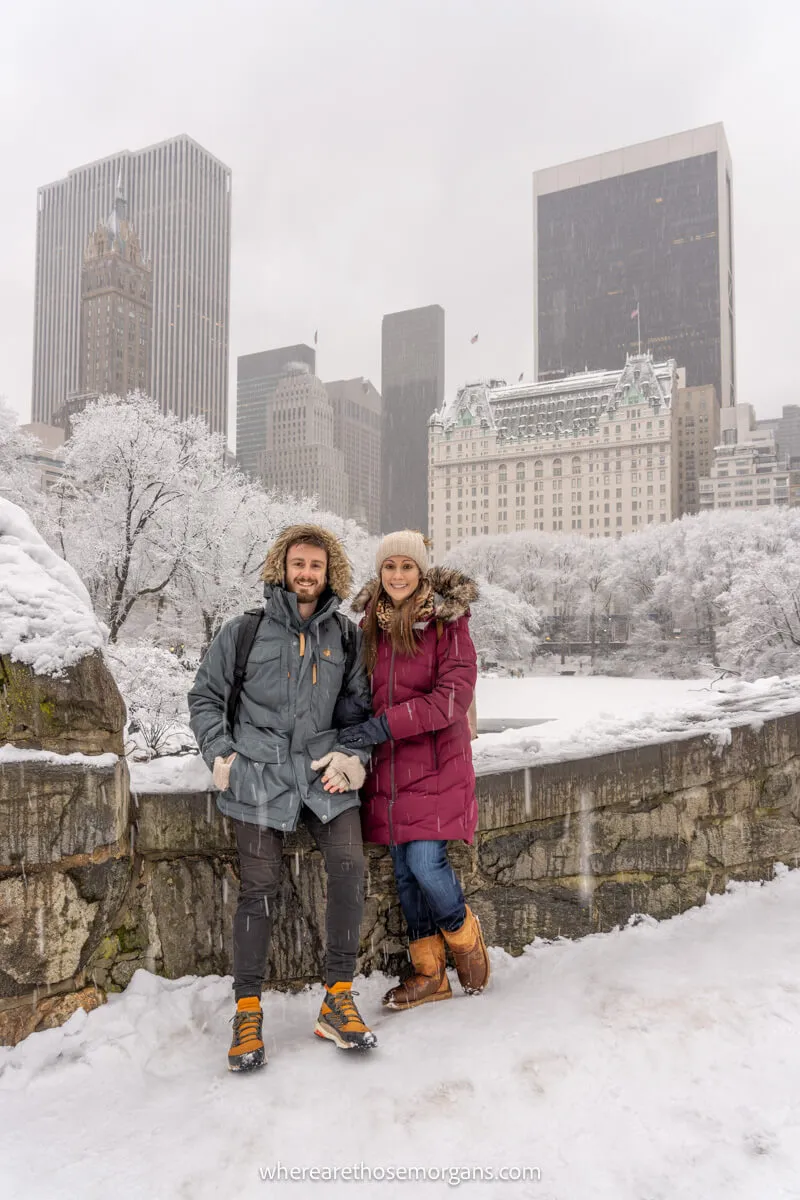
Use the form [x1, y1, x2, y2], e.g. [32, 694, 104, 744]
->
[188, 524, 376, 1072]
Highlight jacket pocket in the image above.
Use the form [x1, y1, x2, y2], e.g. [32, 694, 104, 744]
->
[244, 643, 286, 708]
[226, 751, 266, 808]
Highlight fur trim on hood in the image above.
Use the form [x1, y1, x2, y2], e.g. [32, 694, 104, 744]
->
[350, 565, 479, 623]
[260, 524, 353, 600]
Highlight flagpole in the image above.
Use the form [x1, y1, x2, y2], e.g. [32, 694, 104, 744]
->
[637, 305, 641, 356]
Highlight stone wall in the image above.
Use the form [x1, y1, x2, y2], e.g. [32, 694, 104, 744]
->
[91, 711, 800, 996]
[2, 705, 799, 1044]
[0, 650, 128, 1045]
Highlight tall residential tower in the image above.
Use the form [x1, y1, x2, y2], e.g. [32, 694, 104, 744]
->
[534, 124, 735, 407]
[236, 344, 316, 481]
[381, 304, 445, 534]
[33, 134, 231, 436]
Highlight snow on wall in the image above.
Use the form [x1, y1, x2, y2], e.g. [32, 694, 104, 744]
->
[0, 498, 104, 675]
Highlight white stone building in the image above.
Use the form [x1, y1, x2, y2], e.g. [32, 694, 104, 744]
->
[698, 404, 799, 511]
[428, 355, 679, 558]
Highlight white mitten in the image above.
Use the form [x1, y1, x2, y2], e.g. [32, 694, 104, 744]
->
[311, 751, 366, 792]
[212, 752, 237, 790]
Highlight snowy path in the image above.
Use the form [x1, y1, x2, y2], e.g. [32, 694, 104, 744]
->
[2, 869, 800, 1199]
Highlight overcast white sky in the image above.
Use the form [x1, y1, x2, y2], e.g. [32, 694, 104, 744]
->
[1, 0, 797, 445]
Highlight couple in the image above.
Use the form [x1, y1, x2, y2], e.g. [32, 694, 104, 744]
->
[188, 524, 489, 1074]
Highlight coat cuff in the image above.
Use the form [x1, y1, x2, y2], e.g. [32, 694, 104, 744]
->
[202, 735, 234, 771]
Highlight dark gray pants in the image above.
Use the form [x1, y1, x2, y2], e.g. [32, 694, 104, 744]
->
[233, 806, 365, 999]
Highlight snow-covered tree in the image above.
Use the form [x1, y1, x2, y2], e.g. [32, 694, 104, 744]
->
[469, 580, 541, 667]
[718, 542, 800, 676]
[0, 397, 40, 512]
[50, 393, 231, 642]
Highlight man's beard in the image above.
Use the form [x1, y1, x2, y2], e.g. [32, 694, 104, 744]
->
[290, 580, 324, 602]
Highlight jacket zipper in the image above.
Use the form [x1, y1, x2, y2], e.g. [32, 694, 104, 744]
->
[387, 642, 397, 848]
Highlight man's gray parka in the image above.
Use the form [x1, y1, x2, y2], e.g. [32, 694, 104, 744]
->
[188, 525, 371, 831]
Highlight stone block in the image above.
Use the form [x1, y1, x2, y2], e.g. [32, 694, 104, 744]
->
[478, 742, 665, 832]
[0, 985, 105, 1047]
[0, 651, 126, 755]
[690, 809, 800, 871]
[133, 790, 235, 857]
[761, 712, 800, 768]
[0, 871, 98, 996]
[0, 757, 129, 867]
[660, 735, 717, 793]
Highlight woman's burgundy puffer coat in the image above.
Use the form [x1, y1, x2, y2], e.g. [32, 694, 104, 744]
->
[350, 568, 479, 846]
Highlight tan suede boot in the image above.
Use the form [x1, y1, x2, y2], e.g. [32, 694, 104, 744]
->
[382, 933, 453, 1010]
[441, 906, 490, 994]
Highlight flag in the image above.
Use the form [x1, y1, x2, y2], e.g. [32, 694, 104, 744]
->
[314, 329, 318, 345]
[518, 372, 524, 382]
[470, 333, 479, 344]
[630, 307, 639, 320]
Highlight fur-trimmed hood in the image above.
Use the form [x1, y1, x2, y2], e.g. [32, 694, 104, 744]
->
[260, 524, 353, 600]
[350, 565, 478, 623]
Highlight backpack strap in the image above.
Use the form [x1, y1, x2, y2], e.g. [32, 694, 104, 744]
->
[226, 607, 264, 733]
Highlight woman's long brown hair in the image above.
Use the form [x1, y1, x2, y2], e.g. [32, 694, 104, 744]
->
[361, 583, 427, 676]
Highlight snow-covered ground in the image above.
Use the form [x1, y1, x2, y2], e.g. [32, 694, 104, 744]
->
[129, 674, 800, 793]
[472, 674, 800, 775]
[2, 868, 799, 1199]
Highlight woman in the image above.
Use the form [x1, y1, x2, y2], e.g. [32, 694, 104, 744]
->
[337, 530, 490, 1009]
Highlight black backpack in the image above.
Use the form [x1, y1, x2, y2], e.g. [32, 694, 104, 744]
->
[225, 607, 358, 733]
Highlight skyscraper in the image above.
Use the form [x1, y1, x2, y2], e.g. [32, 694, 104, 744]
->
[32, 134, 231, 435]
[325, 377, 382, 533]
[236, 344, 316, 481]
[268, 365, 349, 516]
[79, 179, 153, 398]
[381, 304, 445, 534]
[534, 124, 735, 407]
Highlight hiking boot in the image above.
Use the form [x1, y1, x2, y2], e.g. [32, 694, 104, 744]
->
[228, 996, 266, 1072]
[441, 906, 491, 994]
[383, 933, 453, 1010]
[314, 982, 378, 1051]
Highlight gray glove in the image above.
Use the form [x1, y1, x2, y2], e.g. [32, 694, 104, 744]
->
[311, 751, 366, 793]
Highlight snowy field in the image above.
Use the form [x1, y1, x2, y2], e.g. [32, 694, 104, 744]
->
[2, 868, 799, 1199]
[472, 674, 800, 776]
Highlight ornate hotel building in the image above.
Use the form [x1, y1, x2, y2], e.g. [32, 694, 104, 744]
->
[428, 354, 680, 558]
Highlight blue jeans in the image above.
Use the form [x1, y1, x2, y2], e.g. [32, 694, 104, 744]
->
[390, 841, 466, 942]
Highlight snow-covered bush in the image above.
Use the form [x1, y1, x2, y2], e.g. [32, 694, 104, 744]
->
[105, 640, 196, 759]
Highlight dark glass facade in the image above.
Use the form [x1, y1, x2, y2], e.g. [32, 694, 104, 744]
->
[381, 305, 444, 534]
[537, 153, 723, 401]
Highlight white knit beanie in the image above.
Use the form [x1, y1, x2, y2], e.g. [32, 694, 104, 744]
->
[375, 530, 429, 576]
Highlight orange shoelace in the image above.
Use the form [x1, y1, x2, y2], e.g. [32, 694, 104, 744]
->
[330, 989, 366, 1030]
[232, 1010, 262, 1046]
